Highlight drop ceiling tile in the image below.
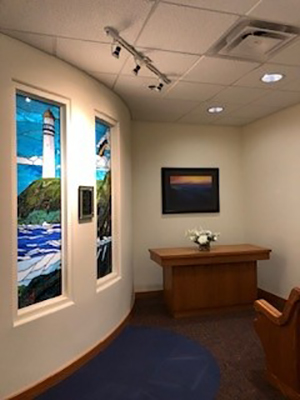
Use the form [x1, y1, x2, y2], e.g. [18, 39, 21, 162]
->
[88, 72, 117, 88]
[176, 115, 219, 124]
[280, 79, 300, 92]
[114, 75, 165, 99]
[131, 108, 182, 123]
[253, 90, 300, 108]
[0, 0, 152, 42]
[163, 0, 260, 15]
[178, 101, 241, 124]
[183, 56, 258, 85]
[136, 3, 238, 54]
[269, 39, 300, 67]
[56, 39, 128, 74]
[164, 81, 225, 101]
[0, 29, 55, 54]
[177, 113, 221, 124]
[212, 116, 253, 126]
[121, 49, 199, 79]
[234, 63, 300, 89]
[248, 0, 300, 26]
[210, 86, 270, 105]
[232, 104, 279, 119]
[129, 96, 199, 122]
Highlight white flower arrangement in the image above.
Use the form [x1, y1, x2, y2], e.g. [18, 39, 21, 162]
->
[186, 228, 220, 249]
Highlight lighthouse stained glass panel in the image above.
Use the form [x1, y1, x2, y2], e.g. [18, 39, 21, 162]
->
[95, 119, 112, 279]
[16, 93, 62, 309]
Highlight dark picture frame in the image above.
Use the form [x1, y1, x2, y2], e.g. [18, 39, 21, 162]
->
[162, 167, 219, 214]
[78, 186, 94, 221]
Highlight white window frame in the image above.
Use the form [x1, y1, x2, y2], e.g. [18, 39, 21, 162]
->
[95, 110, 121, 292]
[13, 82, 73, 326]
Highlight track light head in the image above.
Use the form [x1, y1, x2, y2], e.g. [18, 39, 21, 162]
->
[133, 64, 141, 76]
[148, 81, 164, 92]
[157, 82, 164, 91]
[112, 44, 121, 59]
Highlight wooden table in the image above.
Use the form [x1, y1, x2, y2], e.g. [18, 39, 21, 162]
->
[149, 244, 271, 317]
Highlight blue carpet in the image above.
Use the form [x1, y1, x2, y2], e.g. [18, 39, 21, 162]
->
[37, 326, 220, 400]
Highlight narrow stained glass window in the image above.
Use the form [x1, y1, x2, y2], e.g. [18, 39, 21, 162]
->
[16, 93, 62, 309]
[95, 119, 112, 279]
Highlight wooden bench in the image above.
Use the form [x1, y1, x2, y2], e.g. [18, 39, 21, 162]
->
[254, 287, 300, 400]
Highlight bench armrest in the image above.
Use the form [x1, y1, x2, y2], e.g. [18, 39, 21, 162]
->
[254, 299, 282, 325]
[254, 287, 300, 326]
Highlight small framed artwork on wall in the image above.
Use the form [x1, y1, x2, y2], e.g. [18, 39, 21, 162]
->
[78, 186, 94, 221]
[162, 167, 219, 214]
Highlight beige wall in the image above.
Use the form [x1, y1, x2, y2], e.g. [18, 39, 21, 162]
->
[132, 121, 245, 291]
[133, 110, 300, 298]
[0, 34, 132, 399]
[242, 105, 300, 299]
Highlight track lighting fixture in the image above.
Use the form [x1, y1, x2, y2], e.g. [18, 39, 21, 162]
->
[105, 26, 171, 90]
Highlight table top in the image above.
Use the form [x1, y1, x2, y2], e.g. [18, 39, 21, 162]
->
[149, 244, 271, 267]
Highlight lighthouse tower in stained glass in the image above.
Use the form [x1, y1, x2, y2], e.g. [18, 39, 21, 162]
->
[42, 109, 55, 178]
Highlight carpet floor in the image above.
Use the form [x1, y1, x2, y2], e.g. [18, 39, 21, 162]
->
[37, 325, 220, 400]
[37, 295, 286, 400]
[130, 295, 286, 400]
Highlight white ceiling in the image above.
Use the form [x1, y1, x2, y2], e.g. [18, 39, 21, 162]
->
[2, 0, 300, 126]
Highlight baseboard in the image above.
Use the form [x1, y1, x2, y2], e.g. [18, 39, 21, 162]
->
[135, 289, 286, 311]
[8, 309, 133, 400]
[135, 290, 163, 300]
[257, 288, 286, 311]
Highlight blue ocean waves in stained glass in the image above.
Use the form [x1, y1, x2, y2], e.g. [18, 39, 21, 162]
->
[17, 223, 61, 286]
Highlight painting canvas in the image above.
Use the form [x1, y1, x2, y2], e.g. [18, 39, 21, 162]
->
[95, 119, 112, 279]
[162, 168, 219, 214]
[16, 93, 62, 309]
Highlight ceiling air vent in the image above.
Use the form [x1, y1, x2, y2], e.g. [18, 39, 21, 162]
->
[209, 19, 300, 62]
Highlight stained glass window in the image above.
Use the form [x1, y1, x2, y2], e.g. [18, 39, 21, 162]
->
[95, 119, 112, 279]
[16, 93, 62, 309]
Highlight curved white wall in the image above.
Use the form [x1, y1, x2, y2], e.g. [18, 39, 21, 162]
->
[0, 34, 132, 399]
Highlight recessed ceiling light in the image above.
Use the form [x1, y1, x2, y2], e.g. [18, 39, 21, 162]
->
[261, 73, 284, 83]
[207, 106, 224, 114]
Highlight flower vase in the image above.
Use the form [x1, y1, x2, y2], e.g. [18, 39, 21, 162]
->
[199, 242, 210, 251]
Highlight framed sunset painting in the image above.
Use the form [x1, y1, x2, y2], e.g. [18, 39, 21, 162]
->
[161, 168, 219, 214]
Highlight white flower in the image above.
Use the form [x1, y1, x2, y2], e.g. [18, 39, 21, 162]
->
[186, 227, 220, 245]
[198, 235, 208, 244]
